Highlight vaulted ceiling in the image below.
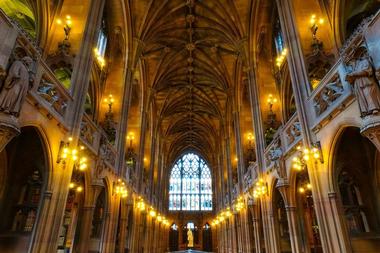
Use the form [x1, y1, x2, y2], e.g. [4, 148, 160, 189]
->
[130, 0, 251, 164]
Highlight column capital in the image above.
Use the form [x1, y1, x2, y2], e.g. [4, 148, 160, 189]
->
[361, 115, 380, 151]
[0, 113, 20, 152]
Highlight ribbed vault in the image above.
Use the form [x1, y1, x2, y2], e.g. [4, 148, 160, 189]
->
[132, 0, 249, 166]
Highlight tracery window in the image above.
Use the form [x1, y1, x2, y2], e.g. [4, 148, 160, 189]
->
[169, 153, 213, 211]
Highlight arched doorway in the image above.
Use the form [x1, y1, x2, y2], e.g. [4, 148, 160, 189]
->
[169, 223, 179, 251]
[333, 127, 380, 252]
[56, 170, 85, 253]
[0, 127, 48, 253]
[202, 223, 212, 251]
[90, 187, 106, 251]
[273, 186, 291, 253]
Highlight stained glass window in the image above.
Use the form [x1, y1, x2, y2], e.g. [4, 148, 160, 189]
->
[169, 153, 213, 211]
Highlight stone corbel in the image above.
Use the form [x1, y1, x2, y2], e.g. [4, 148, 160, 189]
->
[0, 113, 20, 153]
[360, 114, 380, 151]
[275, 178, 291, 205]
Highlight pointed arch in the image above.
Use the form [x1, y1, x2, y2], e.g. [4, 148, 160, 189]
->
[168, 153, 212, 211]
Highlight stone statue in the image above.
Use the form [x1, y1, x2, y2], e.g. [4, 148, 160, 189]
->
[187, 228, 194, 248]
[0, 56, 34, 116]
[345, 47, 380, 117]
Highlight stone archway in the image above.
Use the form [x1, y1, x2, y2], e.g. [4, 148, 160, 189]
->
[333, 127, 380, 252]
[0, 126, 48, 253]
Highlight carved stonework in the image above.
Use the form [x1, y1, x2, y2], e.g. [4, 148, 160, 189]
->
[361, 115, 380, 151]
[314, 74, 344, 116]
[0, 56, 34, 117]
[285, 120, 301, 146]
[306, 39, 335, 88]
[0, 113, 20, 152]
[37, 77, 68, 116]
[80, 120, 95, 145]
[99, 135, 116, 167]
[345, 46, 380, 117]
[267, 138, 286, 178]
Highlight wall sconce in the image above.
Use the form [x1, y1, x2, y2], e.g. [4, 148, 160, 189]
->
[127, 133, 135, 148]
[247, 133, 254, 143]
[69, 182, 83, 193]
[114, 179, 128, 198]
[310, 14, 324, 40]
[267, 94, 278, 113]
[94, 49, 106, 68]
[276, 48, 287, 67]
[56, 15, 72, 41]
[136, 197, 146, 211]
[292, 142, 323, 171]
[298, 182, 312, 194]
[103, 94, 115, 113]
[162, 219, 169, 226]
[234, 196, 245, 212]
[149, 207, 157, 218]
[253, 179, 268, 198]
[57, 137, 75, 164]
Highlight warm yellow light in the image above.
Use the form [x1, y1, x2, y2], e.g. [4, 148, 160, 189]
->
[157, 215, 163, 222]
[56, 19, 62, 25]
[69, 182, 75, 189]
[149, 209, 157, 218]
[299, 187, 305, 193]
[307, 183, 312, 189]
[77, 186, 83, 192]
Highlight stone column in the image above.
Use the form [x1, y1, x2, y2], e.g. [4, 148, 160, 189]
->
[233, 111, 245, 191]
[118, 203, 131, 252]
[276, 180, 303, 253]
[77, 183, 104, 253]
[77, 205, 96, 253]
[66, 0, 106, 135]
[129, 206, 141, 252]
[249, 204, 263, 253]
[137, 110, 148, 191]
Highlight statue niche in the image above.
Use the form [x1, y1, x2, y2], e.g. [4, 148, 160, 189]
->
[345, 46, 380, 117]
[0, 56, 34, 116]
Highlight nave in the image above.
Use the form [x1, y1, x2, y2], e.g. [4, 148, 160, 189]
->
[0, 0, 380, 253]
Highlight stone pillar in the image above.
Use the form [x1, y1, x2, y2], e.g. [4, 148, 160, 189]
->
[129, 206, 141, 252]
[249, 204, 262, 253]
[77, 205, 96, 253]
[118, 203, 131, 252]
[233, 111, 245, 191]
[276, 179, 303, 253]
[66, 0, 106, 135]
[77, 183, 104, 253]
[137, 110, 148, 191]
